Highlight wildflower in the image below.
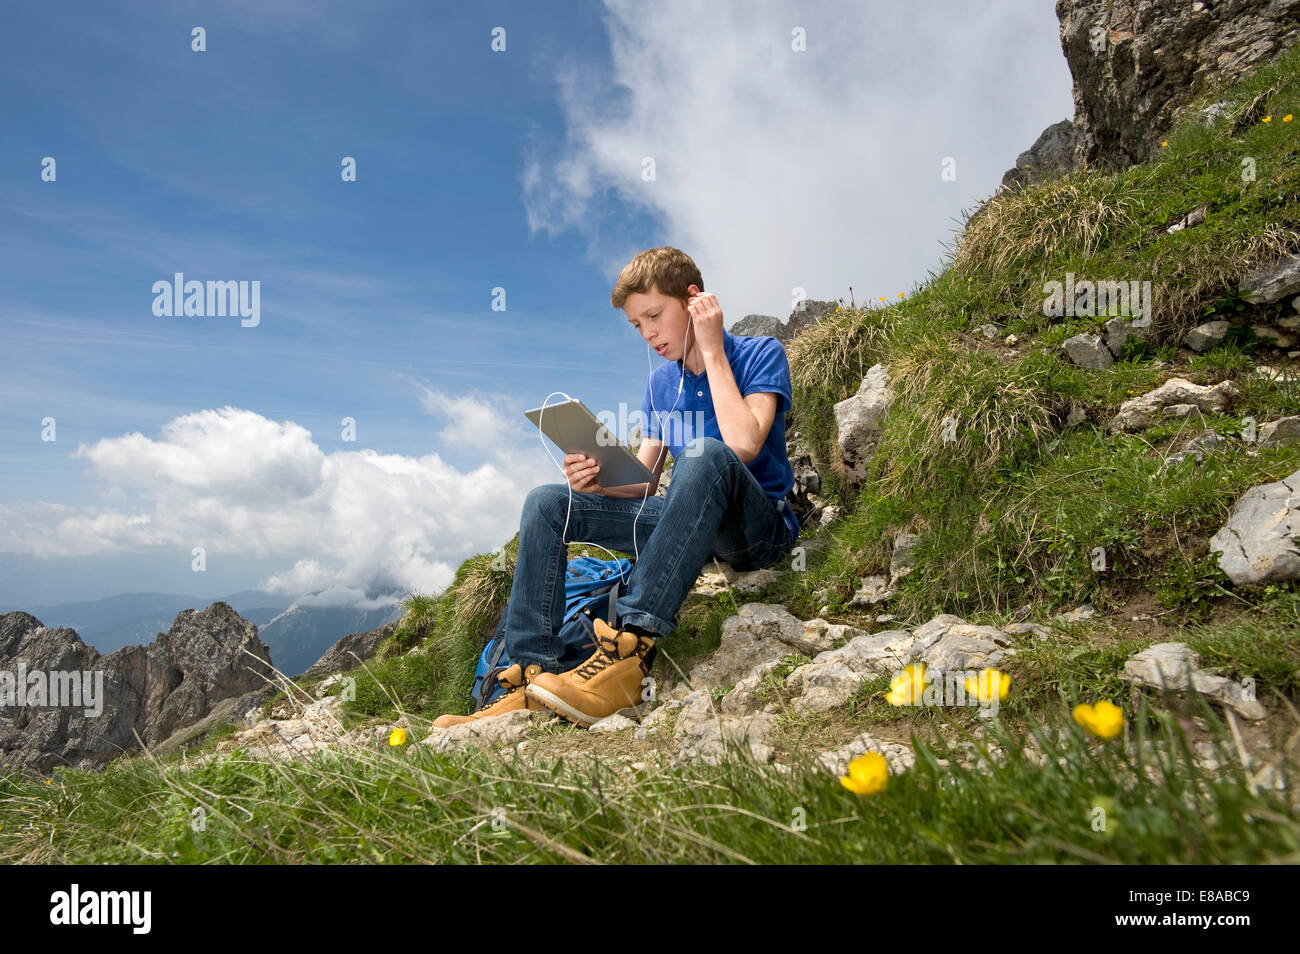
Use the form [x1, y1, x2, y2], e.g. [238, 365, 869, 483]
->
[887, 662, 928, 706]
[840, 752, 888, 795]
[388, 727, 407, 746]
[878, 296, 886, 302]
[1160, 140, 1168, 148]
[1073, 700, 1124, 740]
[897, 292, 904, 298]
[835, 305, 842, 311]
[1284, 114, 1294, 122]
[965, 668, 1010, 703]
[1262, 115, 1272, 123]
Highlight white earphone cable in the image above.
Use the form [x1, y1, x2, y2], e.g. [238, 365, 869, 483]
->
[534, 317, 692, 590]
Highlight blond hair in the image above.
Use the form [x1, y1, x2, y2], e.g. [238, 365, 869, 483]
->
[610, 246, 704, 309]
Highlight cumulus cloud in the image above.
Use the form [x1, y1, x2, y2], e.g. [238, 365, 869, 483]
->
[521, 0, 1071, 322]
[0, 406, 545, 600]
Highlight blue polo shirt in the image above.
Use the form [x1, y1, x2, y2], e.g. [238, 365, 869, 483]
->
[640, 328, 800, 543]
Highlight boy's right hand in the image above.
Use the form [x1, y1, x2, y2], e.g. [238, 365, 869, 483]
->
[563, 453, 601, 493]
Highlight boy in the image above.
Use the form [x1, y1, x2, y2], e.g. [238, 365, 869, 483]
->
[434, 246, 800, 728]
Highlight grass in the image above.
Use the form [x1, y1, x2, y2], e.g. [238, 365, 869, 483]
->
[1, 698, 1294, 864]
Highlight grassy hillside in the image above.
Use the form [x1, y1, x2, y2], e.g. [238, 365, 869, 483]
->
[4, 44, 1300, 865]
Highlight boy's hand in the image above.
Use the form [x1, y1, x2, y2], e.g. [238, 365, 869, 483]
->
[686, 288, 725, 359]
[563, 452, 601, 493]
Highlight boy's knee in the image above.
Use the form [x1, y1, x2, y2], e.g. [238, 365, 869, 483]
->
[523, 483, 569, 520]
[678, 436, 729, 466]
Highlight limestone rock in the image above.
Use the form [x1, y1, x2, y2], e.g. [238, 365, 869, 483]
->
[1209, 466, 1300, 584]
[1062, 333, 1114, 369]
[1109, 378, 1239, 432]
[833, 364, 891, 487]
[0, 603, 275, 775]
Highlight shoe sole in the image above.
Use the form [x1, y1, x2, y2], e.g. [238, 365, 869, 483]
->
[525, 684, 601, 728]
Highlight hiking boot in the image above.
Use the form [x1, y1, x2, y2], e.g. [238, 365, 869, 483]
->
[432, 663, 544, 728]
[525, 618, 656, 727]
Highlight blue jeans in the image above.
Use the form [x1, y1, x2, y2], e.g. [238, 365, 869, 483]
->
[504, 436, 797, 672]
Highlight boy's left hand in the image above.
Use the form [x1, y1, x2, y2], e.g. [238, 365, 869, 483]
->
[687, 290, 725, 359]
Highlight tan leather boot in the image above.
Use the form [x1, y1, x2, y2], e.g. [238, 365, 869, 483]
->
[432, 662, 544, 728]
[525, 618, 656, 727]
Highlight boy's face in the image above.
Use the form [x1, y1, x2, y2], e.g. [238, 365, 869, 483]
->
[623, 283, 700, 361]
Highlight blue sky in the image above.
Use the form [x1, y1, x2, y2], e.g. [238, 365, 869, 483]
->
[0, 0, 1073, 608]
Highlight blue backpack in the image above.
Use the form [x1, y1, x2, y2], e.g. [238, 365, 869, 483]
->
[470, 555, 633, 710]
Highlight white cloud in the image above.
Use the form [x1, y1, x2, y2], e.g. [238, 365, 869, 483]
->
[0, 406, 545, 601]
[521, 0, 1072, 322]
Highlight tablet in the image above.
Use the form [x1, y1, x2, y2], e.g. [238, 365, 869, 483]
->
[524, 398, 656, 488]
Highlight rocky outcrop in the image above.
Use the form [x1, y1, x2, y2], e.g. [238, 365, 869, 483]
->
[1060, 0, 1300, 169]
[1003, 1, 1300, 184]
[1002, 119, 1083, 189]
[0, 602, 275, 774]
[300, 619, 400, 680]
[731, 298, 838, 343]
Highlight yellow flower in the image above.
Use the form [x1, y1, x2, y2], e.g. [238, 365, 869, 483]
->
[897, 292, 904, 298]
[965, 668, 1010, 702]
[1262, 114, 1272, 123]
[388, 727, 407, 747]
[1160, 140, 1168, 148]
[840, 752, 888, 795]
[887, 662, 928, 706]
[1284, 114, 1294, 122]
[878, 296, 886, 302]
[835, 305, 842, 311]
[1073, 700, 1124, 740]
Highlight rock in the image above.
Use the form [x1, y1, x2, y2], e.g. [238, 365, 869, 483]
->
[203, 693, 354, 763]
[674, 709, 777, 766]
[1251, 325, 1296, 349]
[1053, 603, 1097, 623]
[731, 299, 837, 344]
[833, 364, 891, 487]
[1001, 118, 1083, 189]
[1183, 320, 1230, 352]
[589, 714, 638, 733]
[817, 731, 916, 777]
[1166, 204, 1208, 234]
[1159, 431, 1228, 472]
[818, 504, 843, 529]
[1258, 416, 1300, 448]
[1002, 621, 1053, 640]
[1109, 378, 1239, 432]
[972, 322, 1002, 340]
[890, 532, 921, 582]
[691, 564, 783, 597]
[420, 708, 557, 754]
[1190, 671, 1267, 721]
[1242, 253, 1300, 304]
[848, 575, 895, 607]
[1208, 466, 1300, 585]
[687, 603, 841, 688]
[1122, 642, 1202, 691]
[729, 314, 785, 338]
[1057, 0, 1300, 170]
[918, 623, 1014, 672]
[0, 603, 276, 775]
[1062, 333, 1114, 369]
[300, 619, 400, 680]
[1104, 316, 1150, 356]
